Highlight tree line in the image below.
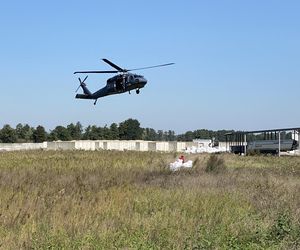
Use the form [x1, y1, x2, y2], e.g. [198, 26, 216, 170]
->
[0, 118, 236, 143]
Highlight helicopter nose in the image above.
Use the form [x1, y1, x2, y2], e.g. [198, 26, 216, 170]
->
[141, 77, 147, 85]
[143, 78, 147, 84]
[135, 76, 147, 87]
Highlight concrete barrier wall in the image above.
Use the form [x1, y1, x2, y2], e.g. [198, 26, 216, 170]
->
[0, 142, 46, 151]
[156, 142, 170, 152]
[95, 141, 104, 150]
[47, 141, 76, 150]
[120, 141, 136, 151]
[0, 140, 220, 153]
[75, 140, 96, 151]
[136, 141, 149, 151]
[148, 142, 156, 151]
[106, 141, 122, 150]
[176, 142, 187, 152]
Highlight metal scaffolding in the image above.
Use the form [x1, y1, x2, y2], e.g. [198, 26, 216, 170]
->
[225, 127, 300, 156]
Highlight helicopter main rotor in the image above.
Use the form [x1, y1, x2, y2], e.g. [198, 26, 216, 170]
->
[74, 58, 174, 74]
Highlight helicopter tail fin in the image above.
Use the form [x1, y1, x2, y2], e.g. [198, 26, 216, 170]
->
[76, 77, 92, 96]
[80, 83, 92, 96]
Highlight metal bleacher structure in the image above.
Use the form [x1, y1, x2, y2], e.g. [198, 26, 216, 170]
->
[225, 127, 300, 156]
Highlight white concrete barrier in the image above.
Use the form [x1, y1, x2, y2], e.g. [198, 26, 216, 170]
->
[156, 142, 169, 152]
[176, 142, 187, 152]
[148, 142, 156, 151]
[75, 140, 96, 151]
[47, 141, 75, 150]
[136, 141, 149, 151]
[0, 142, 46, 151]
[0, 140, 223, 153]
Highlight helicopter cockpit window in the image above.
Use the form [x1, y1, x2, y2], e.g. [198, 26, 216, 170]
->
[129, 75, 134, 82]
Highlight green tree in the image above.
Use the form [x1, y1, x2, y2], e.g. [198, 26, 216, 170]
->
[101, 125, 111, 140]
[49, 126, 71, 141]
[109, 123, 119, 139]
[143, 128, 158, 141]
[82, 125, 91, 140]
[15, 123, 34, 142]
[119, 119, 143, 140]
[15, 123, 24, 142]
[0, 124, 17, 143]
[32, 125, 47, 142]
[167, 130, 176, 141]
[184, 131, 194, 141]
[82, 125, 101, 140]
[157, 130, 164, 141]
[67, 122, 82, 140]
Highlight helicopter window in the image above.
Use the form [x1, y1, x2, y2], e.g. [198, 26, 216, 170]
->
[115, 79, 124, 91]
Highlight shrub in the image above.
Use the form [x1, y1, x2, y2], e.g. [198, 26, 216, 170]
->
[205, 154, 226, 173]
[269, 211, 292, 242]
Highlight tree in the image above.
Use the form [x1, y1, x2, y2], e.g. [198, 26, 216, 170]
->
[0, 125, 17, 143]
[157, 130, 164, 141]
[184, 131, 194, 141]
[15, 123, 24, 142]
[49, 126, 71, 141]
[119, 119, 143, 140]
[143, 128, 158, 141]
[32, 125, 47, 142]
[15, 123, 34, 142]
[167, 130, 176, 141]
[67, 122, 82, 140]
[109, 123, 119, 139]
[82, 125, 101, 140]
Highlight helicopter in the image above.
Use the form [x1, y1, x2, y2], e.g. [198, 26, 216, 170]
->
[74, 58, 174, 105]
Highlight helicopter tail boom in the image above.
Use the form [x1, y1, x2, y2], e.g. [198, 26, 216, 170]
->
[75, 94, 94, 99]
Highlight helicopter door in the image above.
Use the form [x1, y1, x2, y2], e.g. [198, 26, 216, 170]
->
[115, 78, 123, 91]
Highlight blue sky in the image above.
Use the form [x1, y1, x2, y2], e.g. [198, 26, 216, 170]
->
[1, 1, 299, 133]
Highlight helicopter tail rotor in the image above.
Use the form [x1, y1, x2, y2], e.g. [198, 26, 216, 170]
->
[75, 76, 88, 93]
[75, 76, 92, 96]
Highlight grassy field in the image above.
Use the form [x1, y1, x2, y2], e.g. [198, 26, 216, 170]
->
[0, 150, 299, 249]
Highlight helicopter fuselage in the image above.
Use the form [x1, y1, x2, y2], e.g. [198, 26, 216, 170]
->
[75, 73, 147, 100]
[74, 58, 173, 104]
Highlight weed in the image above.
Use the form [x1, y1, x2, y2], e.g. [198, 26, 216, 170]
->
[205, 154, 226, 173]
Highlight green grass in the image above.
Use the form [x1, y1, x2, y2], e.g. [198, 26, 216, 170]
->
[0, 150, 299, 249]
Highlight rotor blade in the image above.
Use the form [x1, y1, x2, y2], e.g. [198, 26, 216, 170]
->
[74, 70, 118, 74]
[127, 63, 175, 71]
[102, 58, 125, 72]
[82, 75, 88, 82]
[75, 85, 81, 93]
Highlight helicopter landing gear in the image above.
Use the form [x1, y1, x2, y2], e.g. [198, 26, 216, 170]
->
[136, 89, 140, 94]
[94, 99, 98, 105]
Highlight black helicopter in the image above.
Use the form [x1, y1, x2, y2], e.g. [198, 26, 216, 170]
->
[74, 58, 174, 105]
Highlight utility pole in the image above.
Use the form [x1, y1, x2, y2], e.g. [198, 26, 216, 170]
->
[244, 133, 247, 156]
[278, 131, 281, 157]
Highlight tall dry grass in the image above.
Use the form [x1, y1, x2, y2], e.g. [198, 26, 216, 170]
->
[0, 150, 299, 249]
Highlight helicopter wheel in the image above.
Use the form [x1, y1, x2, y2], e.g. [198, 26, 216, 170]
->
[136, 89, 140, 94]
